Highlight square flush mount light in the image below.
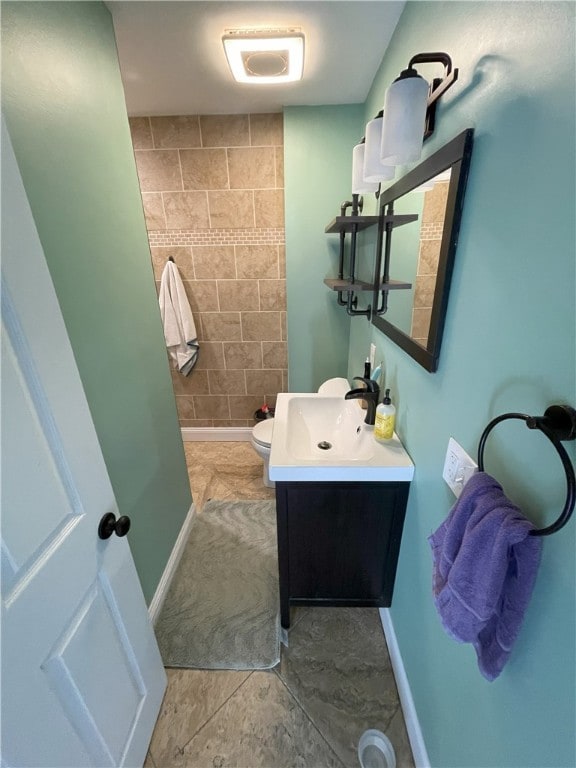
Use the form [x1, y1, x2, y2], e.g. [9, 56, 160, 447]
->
[222, 28, 304, 84]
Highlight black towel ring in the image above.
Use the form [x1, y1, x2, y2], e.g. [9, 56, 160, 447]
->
[477, 405, 576, 536]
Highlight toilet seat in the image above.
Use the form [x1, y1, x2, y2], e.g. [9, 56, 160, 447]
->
[252, 418, 274, 449]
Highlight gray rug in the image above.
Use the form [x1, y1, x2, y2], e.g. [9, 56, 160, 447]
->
[155, 499, 280, 670]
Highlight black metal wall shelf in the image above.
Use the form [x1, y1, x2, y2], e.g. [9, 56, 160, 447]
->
[324, 278, 412, 292]
[325, 200, 418, 317]
[325, 213, 418, 234]
[325, 215, 379, 233]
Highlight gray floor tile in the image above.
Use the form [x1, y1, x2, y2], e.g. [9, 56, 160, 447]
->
[385, 707, 415, 768]
[149, 668, 250, 766]
[149, 442, 415, 768]
[176, 671, 346, 768]
[277, 607, 411, 768]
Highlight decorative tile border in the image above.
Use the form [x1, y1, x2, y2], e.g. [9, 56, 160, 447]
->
[149, 227, 285, 247]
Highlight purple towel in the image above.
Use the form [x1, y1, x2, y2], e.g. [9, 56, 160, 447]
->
[428, 472, 542, 681]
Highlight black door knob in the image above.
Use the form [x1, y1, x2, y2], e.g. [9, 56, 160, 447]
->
[98, 512, 131, 540]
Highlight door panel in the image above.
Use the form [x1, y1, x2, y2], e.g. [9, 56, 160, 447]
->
[1, 117, 166, 768]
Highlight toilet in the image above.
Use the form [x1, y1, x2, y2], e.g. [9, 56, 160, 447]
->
[250, 377, 351, 488]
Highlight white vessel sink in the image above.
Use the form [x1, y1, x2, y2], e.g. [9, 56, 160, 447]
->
[269, 392, 414, 482]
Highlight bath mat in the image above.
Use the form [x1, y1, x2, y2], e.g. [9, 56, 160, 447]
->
[155, 499, 280, 670]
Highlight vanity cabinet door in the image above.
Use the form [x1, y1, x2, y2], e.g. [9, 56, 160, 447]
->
[275, 481, 410, 627]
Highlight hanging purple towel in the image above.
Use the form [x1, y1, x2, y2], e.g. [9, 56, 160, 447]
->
[428, 471, 542, 681]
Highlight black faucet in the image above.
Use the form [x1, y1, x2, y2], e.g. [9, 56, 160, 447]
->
[344, 377, 380, 425]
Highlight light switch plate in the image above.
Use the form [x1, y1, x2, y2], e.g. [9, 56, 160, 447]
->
[443, 437, 478, 497]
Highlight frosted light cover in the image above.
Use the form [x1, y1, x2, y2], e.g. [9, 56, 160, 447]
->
[363, 117, 395, 183]
[381, 74, 429, 164]
[352, 144, 379, 194]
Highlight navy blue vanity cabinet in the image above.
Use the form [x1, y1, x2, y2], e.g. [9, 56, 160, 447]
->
[275, 480, 410, 628]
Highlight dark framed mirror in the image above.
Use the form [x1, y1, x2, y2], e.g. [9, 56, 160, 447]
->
[371, 129, 474, 372]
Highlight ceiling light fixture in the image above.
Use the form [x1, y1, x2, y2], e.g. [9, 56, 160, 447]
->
[222, 28, 305, 84]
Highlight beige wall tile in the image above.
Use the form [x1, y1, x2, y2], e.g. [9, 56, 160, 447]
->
[275, 147, 284, 188]
[423, 181, 449, 223]
[418, 240, 441, 275]
[208, 370, 246, 395]
[208, 190, 254, 229]
[175, 395, 195, 420]
[193, 246, 236, 279]
[235, 245, 278, 279]
[262, 341, 287, 369]
[180, 148, 229, 190]
[241, 312, 282, 341]
[245, 369, 283, 395]
[150, 246, 194, 280]
[227, 395, 266, 420]
[259, 279, 286, 310]
[411, 308, 432, 341]
[150, 116, 201, 148]
[170, 368, 210, 395]
[180, 419, 213, 428]
[250, 113, 283, 146]
[184, 280, 219, 312]
[228, 147, 276, 190]
[223, 342, 262, 369]
[134, 150, 182, 192]
[413, 276, 436, 308]
[200, 115, 249, 147]
[213, 419, 251, 427]
[195, 341, 225, 370]
[281, 311, 287, 341]
[142, 193, 166, 231]
[254, 189, 284, 227]
[193, 395, 230, 420]
[134, 111, 289, 428]
[217, 280, 259, 311]
[201, 312, 242, 341]
[163, 191, 210, 229]
[129, 117, 153, 149]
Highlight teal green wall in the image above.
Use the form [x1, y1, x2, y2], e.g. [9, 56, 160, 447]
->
[349, 3, 575, 766]
[284, 105, 362, 391]
[284, 3, 575, 766]
[2, 2, 192, 604]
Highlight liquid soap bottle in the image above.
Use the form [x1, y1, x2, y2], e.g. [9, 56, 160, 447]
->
[374, 389, 396, 441]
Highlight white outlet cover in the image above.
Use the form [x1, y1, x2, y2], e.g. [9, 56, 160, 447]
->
[442, 437, 478, 497]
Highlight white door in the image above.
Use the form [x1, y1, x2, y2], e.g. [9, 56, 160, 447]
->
[0, 119, 167, 768]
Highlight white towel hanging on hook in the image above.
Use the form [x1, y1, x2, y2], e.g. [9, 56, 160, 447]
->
[159, 260, 199, 376]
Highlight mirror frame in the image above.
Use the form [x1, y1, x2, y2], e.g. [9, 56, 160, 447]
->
[371, 128, 474, 372]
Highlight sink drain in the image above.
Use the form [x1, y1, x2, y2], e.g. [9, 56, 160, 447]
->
[318, 441, 332, 450]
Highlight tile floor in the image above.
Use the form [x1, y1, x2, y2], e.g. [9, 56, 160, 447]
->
[145, 441, 414, 768]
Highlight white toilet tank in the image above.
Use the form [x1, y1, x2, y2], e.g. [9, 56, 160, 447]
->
[317, 377, 351, 396]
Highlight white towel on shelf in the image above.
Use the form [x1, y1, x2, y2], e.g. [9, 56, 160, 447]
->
[159, 260, 199, 376]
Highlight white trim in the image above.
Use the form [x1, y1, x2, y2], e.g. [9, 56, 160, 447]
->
[181, 427, 253, 442]
[148, 503, 196, 625]
[379, 608, 430, 768]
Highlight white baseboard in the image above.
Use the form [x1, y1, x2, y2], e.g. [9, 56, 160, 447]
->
[148, 503, 196, 625]
[181, 427, 252, 442]
[379, 608, 430, 768]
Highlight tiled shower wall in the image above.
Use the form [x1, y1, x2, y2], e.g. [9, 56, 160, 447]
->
[129, 114, 287, 427]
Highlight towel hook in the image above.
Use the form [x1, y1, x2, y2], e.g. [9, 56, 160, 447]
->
[478, 405, 576, 536]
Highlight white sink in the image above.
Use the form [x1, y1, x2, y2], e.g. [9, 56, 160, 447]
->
[269, 392, 414, 482]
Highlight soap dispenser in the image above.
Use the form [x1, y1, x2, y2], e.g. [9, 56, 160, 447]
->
[374, 389, 396, 441]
